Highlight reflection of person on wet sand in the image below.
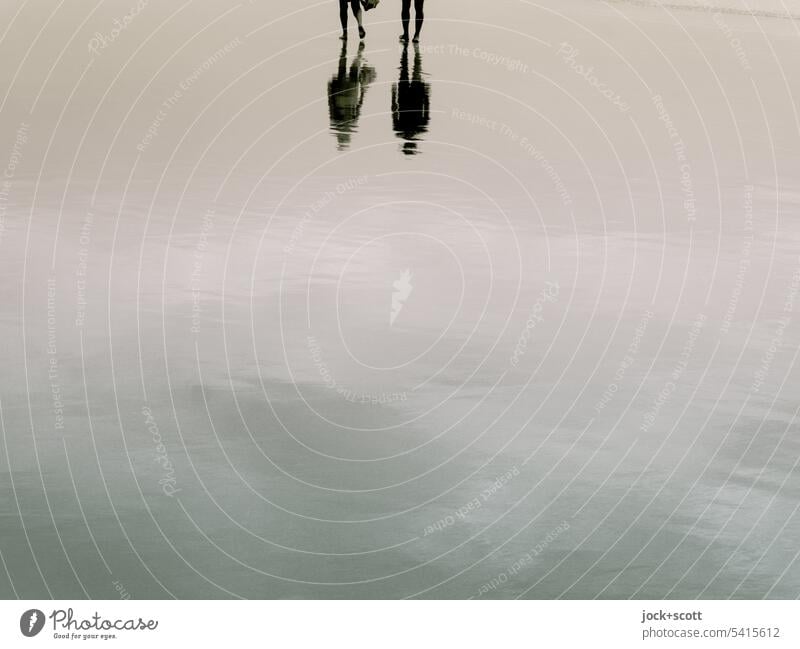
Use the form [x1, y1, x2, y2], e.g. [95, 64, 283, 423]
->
[391, 43, 430, 155]
[328, 41, 376, 151]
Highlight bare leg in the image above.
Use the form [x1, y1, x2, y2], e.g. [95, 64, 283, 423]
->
[350, 0, 365, 39]
[412, 0, 424, 42]
[339, 0, 349, 38]
[400, 0, 411, 41]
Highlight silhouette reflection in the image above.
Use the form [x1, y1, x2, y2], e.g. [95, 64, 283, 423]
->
[328, 41, 376, 151]
[391, 43, 431, 155]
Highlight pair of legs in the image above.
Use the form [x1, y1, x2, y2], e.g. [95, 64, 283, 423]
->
[400, 0, 424, 43]
[339, 0, 365, 40]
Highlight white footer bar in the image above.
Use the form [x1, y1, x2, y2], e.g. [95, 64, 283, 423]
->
[1, 601, 796, 648]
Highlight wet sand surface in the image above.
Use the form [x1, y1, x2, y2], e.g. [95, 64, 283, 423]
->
[0, 0, 799, 598]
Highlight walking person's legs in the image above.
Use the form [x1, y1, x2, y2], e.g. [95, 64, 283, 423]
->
[412, 0, 424, 42]
[350, 0, 365, 39]
[400, 0, 412, 42]
[340, 0, 364, 39]
[339, 0, 349, 38]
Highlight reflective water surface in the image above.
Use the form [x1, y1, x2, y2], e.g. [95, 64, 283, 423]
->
[0, 0, 799, 599]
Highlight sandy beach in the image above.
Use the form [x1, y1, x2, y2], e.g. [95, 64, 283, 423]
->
[0, 0, 799, 599]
